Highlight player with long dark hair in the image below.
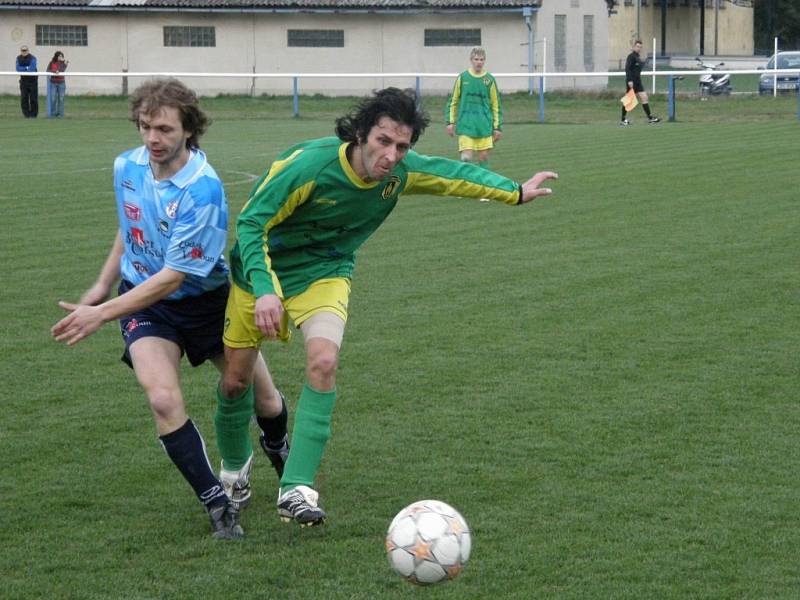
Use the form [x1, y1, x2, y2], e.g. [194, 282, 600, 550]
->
[216, 87, 558, 526]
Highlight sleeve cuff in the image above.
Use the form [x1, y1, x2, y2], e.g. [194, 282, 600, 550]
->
[252, 281, 275, 298]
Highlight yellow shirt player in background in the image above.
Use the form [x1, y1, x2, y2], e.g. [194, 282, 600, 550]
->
[445, 46, 503, 187]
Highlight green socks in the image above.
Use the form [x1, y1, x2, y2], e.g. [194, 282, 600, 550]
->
[280, 384, 336, 493]
[215, 383, 254, 471]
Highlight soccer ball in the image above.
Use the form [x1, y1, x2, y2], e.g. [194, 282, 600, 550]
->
[385, 499, 471, 586]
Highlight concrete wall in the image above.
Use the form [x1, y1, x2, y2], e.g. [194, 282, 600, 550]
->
[2, 2, 609, 96]
[608, 2, 754, 69]
[538, 0, 611, 90]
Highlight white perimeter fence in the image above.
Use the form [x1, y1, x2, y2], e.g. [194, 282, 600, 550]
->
[2, 66, 799, 121]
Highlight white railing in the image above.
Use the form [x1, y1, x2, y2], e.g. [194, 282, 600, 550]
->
[3, 66, 798, 121]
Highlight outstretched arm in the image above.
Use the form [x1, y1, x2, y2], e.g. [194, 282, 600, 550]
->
[518, 171, 559, 204]
[51, 232, 186, 346]
[52, 267, 185, 346]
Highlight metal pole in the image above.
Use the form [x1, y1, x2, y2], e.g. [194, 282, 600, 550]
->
[668, 75, 676, 121]
[293, 76, 299, 118]
[251, 14, 257, 97]
[636, 0, 641, 38]
[542, 37, 547, 94]
[714, 0, 719, 55]
[538, 75, 545, 123]
[524, 7, 535, 96]
[773, 37, 778, 97]
[652, 37, 657, 94]
[415, 76, 421, 107]
[699, 0, 705, 56]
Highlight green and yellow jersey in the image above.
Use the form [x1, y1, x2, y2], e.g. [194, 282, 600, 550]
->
[445, 69, 503, 138]
[230, 136, 522, 299]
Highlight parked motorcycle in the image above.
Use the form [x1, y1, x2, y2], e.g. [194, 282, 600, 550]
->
[696, 57, 732, 97]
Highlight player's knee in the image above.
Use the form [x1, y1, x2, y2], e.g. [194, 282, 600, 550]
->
[309, 350, 338, 378]
[146, 386, 183, 420]
[220, 371, 250, 400]
[307, 348, 338, 388]
[460, 151, 472, 162]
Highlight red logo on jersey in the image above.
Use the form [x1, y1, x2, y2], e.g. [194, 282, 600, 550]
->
[124, 203, 141, 221]
[191, 246, 204, 259]
[131, 227, 145, 247]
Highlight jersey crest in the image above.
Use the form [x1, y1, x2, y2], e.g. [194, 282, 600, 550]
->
[381, 176, 401, 200]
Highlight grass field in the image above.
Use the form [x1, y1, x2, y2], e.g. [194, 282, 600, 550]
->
[1, 92, 798, 599]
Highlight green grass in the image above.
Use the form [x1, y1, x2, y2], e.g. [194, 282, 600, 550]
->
[0, 94, 798, 599]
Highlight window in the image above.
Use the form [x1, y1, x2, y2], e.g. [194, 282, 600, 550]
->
[36, 24, 87, 46]
[424, 29, 481, 47]
[288, 30, 344, 48]
[163, 26, 216, 47]
[583, 15, 594, 72]
[554, 15, 567, 73]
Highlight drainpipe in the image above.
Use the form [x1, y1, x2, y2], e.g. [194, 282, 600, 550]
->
[523, 6, 537, 95]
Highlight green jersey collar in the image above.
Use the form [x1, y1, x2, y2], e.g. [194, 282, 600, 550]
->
[339, 142, 381, 190]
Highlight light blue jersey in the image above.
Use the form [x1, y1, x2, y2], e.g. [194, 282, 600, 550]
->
[113, 146, 229, 299]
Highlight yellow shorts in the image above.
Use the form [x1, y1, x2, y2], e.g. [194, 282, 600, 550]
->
[458, 135, 494, 152]
[223, 277, 351, 349]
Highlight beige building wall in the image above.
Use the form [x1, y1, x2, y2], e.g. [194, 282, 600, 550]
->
[2, 3, 609, 97]
[537, 0, 611, 90]
[608, 3, 754, 69]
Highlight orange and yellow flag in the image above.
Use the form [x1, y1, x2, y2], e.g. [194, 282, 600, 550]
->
[620, 89, 639, 112]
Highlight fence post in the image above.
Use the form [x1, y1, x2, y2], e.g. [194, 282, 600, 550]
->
[293, 76, 299, 118]
[668, 75, 675, 122]
[46, 76, 53, 117]
[538, 75, 545, 123]
[415, 76, 421, 106]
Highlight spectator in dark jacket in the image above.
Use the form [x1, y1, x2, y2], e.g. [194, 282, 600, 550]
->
[16, 45, 39, 118]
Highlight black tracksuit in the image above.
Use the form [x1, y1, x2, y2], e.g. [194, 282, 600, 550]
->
[16, 53, 39, 118]
[625, 51, 646, 93]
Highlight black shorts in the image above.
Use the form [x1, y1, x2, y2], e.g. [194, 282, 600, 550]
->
[118, 280, 230, 368]
[629, 79, 644, 93]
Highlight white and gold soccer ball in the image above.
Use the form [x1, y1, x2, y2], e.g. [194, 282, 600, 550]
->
[385, 499, 472, 586]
